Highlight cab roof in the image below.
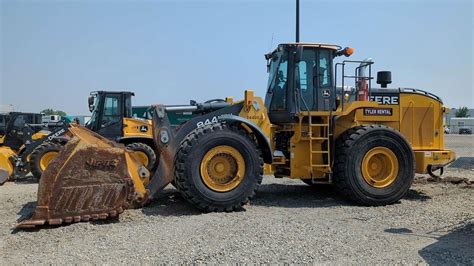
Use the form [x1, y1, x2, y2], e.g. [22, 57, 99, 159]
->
[280, 42, 342, 50]
[90, 91, 135, 96]
[266, 43, 343, 58]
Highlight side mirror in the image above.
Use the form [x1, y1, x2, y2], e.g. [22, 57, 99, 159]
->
[88, 96, 95, 112]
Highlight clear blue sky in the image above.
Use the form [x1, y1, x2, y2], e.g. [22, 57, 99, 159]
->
[1, 0, 473, 115]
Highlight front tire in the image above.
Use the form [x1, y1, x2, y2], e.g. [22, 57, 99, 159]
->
[334, 125, 415, 206]
[174, 123, 263, 212]
[29, 142, 62, 179]
[126, 142, 156, 171]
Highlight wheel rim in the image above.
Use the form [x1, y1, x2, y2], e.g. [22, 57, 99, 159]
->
[40, 151, 59, 171]
[200, 145, 245, 192]
[134, 151, 149, 167]
[361, 147, 399, 188]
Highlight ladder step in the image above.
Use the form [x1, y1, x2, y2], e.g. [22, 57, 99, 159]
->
[310, 137, 329, 140]
[312, 164, 330, 166]
[310, 123, 329, 126]
[311, 151, 329, 153]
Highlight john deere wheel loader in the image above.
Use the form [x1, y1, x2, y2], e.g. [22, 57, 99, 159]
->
[0, 112, 68, 184]
[17, 40, 456, 228]
[0, 92, 159, 185]
[85, 91, 157, 170]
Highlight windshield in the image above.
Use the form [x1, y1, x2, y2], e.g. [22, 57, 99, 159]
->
[85, 95, 100, 127]
[267, 50, 289, 111]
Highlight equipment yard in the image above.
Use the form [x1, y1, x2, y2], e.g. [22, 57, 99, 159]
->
[1, 135, 472, 264]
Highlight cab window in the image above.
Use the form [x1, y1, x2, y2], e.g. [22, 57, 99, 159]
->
[102, 95, 122, 126]
[297, 48, 333, 110]
[298, 50, 316, 109]
[269, 51, 289, 112]
[318, 49, 331, 87]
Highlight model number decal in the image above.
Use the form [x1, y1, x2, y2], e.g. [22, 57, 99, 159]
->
[196, 116, 218, 128]
[364, 108, 393, 116]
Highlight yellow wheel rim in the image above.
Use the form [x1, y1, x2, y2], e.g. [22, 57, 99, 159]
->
[200, 145, 245, 192]
[361, 147, 399, 188]
[134, 151, 149, 167]
[39, 151, 59, 171]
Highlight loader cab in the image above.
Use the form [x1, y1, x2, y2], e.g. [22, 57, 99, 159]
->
[86, 91, 134, 139]
[264, 43, 348, 124]
[2, 112, 43, 151]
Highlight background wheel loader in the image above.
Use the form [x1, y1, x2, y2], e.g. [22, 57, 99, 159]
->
[0, 92, 160, 184]
[17, 40, 456, 228]
[0, 112, 69, 185]
[85, 91, 158, 170]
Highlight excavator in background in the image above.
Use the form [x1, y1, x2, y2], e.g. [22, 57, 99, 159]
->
[17, 40, 456, 228]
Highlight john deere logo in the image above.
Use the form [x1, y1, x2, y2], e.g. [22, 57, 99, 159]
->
[140, 125, 148, 132]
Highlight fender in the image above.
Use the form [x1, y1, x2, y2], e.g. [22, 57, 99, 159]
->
[218, 114, 273, 164]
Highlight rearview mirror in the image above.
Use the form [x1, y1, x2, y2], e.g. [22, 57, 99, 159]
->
[88, 96, 95, 112]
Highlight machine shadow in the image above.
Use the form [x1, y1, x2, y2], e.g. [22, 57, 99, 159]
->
[13, 176, 38, 185]
[141, 188, 201, 217]
[16, 201, 37, 223]
[403, 189, 432, 201]
[418, 221, 474, 265]
[142, 183, 349, 216]
[143, 183, 430, 214]
[251, 183, 349, 208]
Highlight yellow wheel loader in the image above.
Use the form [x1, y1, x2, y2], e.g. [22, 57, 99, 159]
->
[0, 92, 158, 185]
[0, 112, 69, 184]
[0, 113, 9, 144]
[85, 91, 157, 171]
[17, 41, 455, 228]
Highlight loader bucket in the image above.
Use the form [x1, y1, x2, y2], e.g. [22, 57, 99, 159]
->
[17, 126, 150, 228]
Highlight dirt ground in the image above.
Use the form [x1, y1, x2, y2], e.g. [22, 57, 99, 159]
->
[0, 135, 473, 264]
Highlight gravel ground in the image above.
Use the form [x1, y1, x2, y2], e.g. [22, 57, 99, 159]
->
[0, 135, 473, 264]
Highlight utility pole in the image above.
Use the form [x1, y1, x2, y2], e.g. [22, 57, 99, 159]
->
[296, 0, 300, 42]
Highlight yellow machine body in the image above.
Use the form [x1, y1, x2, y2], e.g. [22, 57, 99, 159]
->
[281, 91, 456, 180]
[122, 117, 153, 140]
[231, 90, 455, 180]
[0, 146, 16, 183]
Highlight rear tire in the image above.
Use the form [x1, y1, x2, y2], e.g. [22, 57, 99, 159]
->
[174, 123, 263, 212]
[334, 125, 415, 206]
[126, 143, 156, 171]
[30, 142, 63, 179]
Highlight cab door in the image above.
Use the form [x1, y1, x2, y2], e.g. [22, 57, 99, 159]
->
[96, 94, 123, 140]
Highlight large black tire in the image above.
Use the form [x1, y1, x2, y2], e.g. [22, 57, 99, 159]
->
[334, 125, 415, 206]
[174, 123, 263, 212]
[29, 142, 63, 179]
[126, 142, 156, 171]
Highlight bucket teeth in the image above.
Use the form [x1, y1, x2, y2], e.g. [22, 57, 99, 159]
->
[16, 128, 144, 229]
